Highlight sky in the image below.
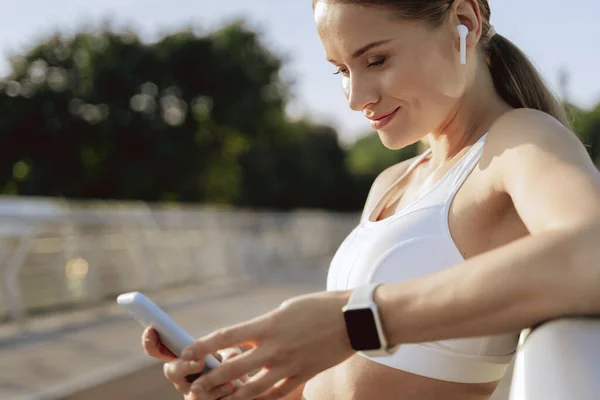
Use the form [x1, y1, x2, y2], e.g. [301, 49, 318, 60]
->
[1, 0, 599, 145]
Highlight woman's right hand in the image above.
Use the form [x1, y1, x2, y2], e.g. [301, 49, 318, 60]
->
[142, 327, 244, 399]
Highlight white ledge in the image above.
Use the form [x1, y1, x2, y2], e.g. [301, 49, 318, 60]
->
[510, 317, 600, 400]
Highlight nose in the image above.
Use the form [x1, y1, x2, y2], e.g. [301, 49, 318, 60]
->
[344, 73, 378, 113]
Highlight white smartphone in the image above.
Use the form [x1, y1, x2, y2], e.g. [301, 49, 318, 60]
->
[117, 291, 242, 387]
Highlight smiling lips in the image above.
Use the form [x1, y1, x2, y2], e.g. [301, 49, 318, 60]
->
[367, 107, 401, 130]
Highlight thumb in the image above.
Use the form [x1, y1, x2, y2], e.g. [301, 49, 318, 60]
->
[142, 327, 177, 362]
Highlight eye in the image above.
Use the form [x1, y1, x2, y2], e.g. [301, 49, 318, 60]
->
[333, 67, 349, 77]
[367, 57, 386, 68]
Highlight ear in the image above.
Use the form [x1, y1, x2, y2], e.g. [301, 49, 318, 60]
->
[449, 0, 484, 49]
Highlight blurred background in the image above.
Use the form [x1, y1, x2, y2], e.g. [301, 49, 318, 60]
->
[0, 1, 598, 399]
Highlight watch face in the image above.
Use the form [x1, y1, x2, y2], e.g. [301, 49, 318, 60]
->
[343, 308, 382, 351]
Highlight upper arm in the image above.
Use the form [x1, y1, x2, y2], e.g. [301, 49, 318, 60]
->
[485, 108, 600, 234]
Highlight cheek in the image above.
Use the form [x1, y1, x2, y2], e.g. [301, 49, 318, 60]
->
[385, 63, 422, 101]
[383, 59, 441, 118]
[384, 56, 462, 134]
[397, 52, 464, 116]
[420, 42, 465, 99]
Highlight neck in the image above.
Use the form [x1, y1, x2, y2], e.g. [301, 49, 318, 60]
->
[426, 56, 513, 168]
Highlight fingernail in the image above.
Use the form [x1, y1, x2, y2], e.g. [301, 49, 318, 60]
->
[181, 349, 193, 360]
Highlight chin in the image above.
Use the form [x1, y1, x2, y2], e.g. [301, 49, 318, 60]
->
[377, 130, 417, 150]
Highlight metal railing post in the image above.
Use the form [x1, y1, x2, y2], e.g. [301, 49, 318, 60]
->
[0, 229, 34, 324]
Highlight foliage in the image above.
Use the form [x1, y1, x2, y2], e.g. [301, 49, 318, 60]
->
[566, 103, 600, 166]
[0, 23, 298, 206]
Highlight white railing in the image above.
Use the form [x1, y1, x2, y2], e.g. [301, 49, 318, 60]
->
[509, 318, 600, 400]
[0, 196, 357, 324]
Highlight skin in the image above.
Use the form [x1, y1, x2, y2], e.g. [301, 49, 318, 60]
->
[142, 0, 600, 399]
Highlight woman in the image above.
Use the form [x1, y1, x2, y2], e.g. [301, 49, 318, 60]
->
[143, 0, 600, 399]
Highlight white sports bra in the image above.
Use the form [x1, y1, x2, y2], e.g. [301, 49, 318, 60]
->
[327, 133, 518, 384]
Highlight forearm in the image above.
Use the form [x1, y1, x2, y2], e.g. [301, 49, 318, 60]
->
[375, 223, 600, 346]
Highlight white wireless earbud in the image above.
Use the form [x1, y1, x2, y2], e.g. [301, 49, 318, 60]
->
[456, 24, 469, 65]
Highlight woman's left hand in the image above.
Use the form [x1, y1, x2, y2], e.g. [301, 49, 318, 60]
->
[180, 289, 355, 400]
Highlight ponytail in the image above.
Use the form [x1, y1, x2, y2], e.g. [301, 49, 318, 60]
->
[487, 34, 571, 129]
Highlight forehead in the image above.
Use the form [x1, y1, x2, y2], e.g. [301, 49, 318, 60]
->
[314, 2, 413, 58]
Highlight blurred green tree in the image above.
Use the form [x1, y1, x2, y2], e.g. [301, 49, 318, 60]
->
[238, 119, 363, 210]
[0, 22, 367, 209]
[566, 103, 600, 166]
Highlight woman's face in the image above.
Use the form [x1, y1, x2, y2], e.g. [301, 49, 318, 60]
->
[314, 1, 467, 149]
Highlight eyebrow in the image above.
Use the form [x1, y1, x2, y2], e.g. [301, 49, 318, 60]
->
[327, 39, 393, 63]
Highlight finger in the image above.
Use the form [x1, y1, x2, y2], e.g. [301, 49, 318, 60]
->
[163, 358, 206, 387]
[185, 350, 239, 384]
[191, 347, 264, 393]
[181, 318, 265, 361]
[143, 327, 177, 362]
[172, 383, 184, 394]
[206, 382, 237, 399]
[217, 346, 251, 383]
[217, 346, 243, 362]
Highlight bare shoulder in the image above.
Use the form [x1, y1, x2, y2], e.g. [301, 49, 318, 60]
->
[482, 108, 597, 189]
[360, 156, 419, 223]
[485, 108, 588, 158]
[482, 108, 600, 232]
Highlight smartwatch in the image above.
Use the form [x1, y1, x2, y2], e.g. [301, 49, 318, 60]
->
[342, 283, 396, 357]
